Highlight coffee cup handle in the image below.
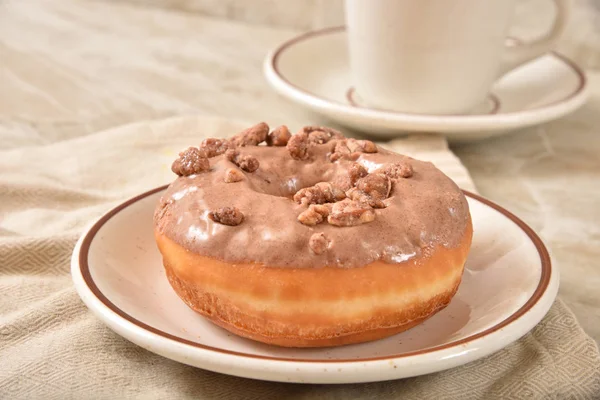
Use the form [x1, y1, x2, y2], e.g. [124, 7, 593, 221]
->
[498, 0, 571, 77]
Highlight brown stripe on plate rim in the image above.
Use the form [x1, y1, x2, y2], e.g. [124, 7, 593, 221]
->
[271, 26, 586, 116]
[79, 185, 552, 363]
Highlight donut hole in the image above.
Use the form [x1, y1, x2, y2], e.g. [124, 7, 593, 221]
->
[246, 174, 326, 199]
[228, 142, 348, 199]
[246, 168, 341, 199]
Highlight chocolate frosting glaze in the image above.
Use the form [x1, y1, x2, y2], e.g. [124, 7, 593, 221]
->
[154, 142, 470, 268]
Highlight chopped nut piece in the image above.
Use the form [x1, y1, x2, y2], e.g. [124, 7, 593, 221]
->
[297, 204, 330, 226]
[329, 140, 352, 162]
[224, 168, 244, 183]
[307, 130, 330, 145]
[294, 182, 346, 205]
[329, 139, 377, 162]
[294, 187, 324, 206]
[171, 147, 210, 176]
[208, 207, 244, 226]
[327, 199, 376, 227]
[346, 187, 386, 209]
[238, 156, 259, 172]
[382, 161, 414, 179]
[348, 163, 368, 186]
[329, 141, 362, 162]
[347, 138, 377, 153]
[230, 122, 269, 146]
[225, 149, 259, 172]
[314, 204, 332, 214]
[309, 232, 330, 254]
[315, 182, 346, 202]
[287, 132, 310, 160]
[301, 126, 344, 143]
[266, 125, 292, 146]
[200, 138, 229, 158]
[355, 173, 391, 200]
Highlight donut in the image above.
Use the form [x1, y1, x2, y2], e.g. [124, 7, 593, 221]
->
[154, 123, 473, 348]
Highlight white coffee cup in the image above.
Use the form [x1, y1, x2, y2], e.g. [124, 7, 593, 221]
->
[345, 0, 571, 114]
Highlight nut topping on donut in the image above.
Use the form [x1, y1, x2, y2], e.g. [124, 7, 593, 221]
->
[266, 125, 291, 146]
[230, 122, 269, 147]
[355, 173, 391, 200]
[382, 161, 414, 179]
[225, 149, 259, 172]
[344, 173, 391, 209]
[170, 125, 414, 235]
[301, 126, 344, 144]
[171, 147, 210, 176]
[348, 163, 368, 186]
[301, 125, 344, 137]
[306, 130, 330, 145]
[329, 140, 355, 162]
[224, 168, 244, 183]
[294, 182, 346, 206]
[329, 139, 377, 162]
[347, 138, 377, 154]
[200, 138, 230, 158]
[208, 207, 244, 226]
[346, 187, 386, 209]
[298, 204, 331, 226]
[327, 199, 376, 227]
[287, 131, 310, 160]
[309, 232, 330, 254]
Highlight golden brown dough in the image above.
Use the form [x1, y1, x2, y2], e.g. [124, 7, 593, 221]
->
[155, 219, 471, 347]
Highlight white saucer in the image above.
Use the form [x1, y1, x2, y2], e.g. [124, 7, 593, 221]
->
[264, 27, 589, 142]
[71, 186, 558, 384]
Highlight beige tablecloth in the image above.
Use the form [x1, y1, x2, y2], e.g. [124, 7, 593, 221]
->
[0, 116, 599, 399]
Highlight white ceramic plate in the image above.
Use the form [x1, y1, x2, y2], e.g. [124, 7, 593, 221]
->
[72, 186, 557, 384]
[264, 27, 589, 142]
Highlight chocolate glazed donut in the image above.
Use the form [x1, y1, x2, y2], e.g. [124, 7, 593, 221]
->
[154, 123, 473, 347]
